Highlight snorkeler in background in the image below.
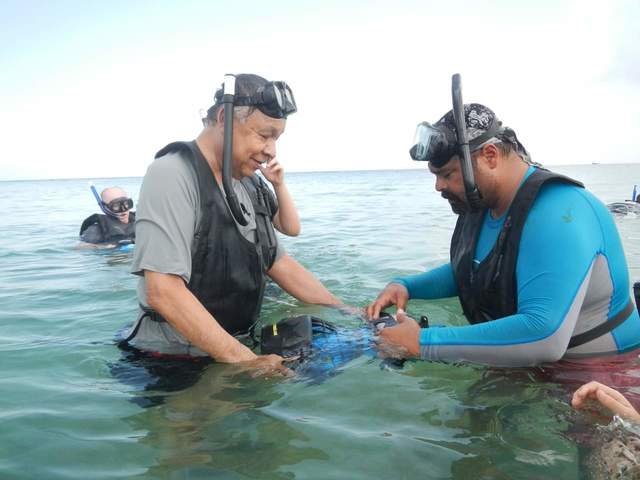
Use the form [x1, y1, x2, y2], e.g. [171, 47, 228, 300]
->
[79, 186, 136, 247]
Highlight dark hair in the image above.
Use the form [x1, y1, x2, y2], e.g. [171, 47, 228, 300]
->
[495, 142, 514, 157]
[205, 73, 269, 124]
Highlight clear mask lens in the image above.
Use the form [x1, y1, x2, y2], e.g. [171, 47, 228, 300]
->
[411, 122, 440, 161]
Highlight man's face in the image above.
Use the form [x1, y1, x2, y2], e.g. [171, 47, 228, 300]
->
[428, 156, 470, 215]
[101, 188, 131, 224]
[230, 110, 286, 178]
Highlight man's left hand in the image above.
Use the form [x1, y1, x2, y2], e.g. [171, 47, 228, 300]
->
[377, 309, 421, 358]
[259, 159, 284, 187]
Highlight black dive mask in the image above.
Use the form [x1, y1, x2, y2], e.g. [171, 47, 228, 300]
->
[102, 197, 133, 215]
[216, 81, 297, 119]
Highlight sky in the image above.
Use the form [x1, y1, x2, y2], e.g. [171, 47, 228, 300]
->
[1, 0, 639, 181]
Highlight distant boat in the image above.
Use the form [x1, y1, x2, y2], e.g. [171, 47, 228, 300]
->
[607, 201, 640, 215]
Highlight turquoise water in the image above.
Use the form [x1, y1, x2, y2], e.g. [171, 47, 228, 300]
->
[1, 164, 639, 479]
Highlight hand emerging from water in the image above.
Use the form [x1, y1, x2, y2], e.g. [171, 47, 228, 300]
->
[238, 354, 294, 379]
[572, 381, 640, 422]
[366, 283, 409, 319]
[258, 159, 285, 187]
[375, 309, 421, 359]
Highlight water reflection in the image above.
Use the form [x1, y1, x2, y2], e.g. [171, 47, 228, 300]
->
[412, 365, 579, 479]
[115, 353, 328, 478]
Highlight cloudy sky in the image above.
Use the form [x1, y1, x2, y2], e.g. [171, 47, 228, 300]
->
[1, 0, 638, 180]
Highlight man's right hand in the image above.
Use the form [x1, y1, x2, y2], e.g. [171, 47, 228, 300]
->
[239, 354, 293, 378]
[366, 283, 409, 319]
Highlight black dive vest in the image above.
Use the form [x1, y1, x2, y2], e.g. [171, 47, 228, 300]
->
[151, 140, 279, 336]
[451, 168, 583, 325]
[79, 212, 136, 244]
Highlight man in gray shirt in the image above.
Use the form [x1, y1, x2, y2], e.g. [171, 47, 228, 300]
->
[125, 74, 340, 373]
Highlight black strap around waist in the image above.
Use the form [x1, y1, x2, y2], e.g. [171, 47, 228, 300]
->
[117, 305, 160, 346]
[568, 299, 635, 349]
[118, 305, 259, 349]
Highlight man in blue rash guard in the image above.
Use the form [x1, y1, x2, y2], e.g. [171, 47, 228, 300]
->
[366, 104, 640, 367]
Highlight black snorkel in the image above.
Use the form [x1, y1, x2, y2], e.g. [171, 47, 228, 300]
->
[221, 74, 249, 226]
[451, 74, 483, 211]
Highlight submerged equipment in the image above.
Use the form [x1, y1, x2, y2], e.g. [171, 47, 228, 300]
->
[260, 315, 336, 358]
[260, 314, 397, 355]
[218, 74, 297, 225]
[259, 313, 403, 382]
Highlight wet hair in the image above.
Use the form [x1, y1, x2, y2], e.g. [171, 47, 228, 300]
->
[204, 73, 270, 125]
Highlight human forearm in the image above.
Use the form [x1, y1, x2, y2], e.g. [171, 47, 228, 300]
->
[419, 311, 572, 366]
[145, 271, 257, 362]
[393, 263, 458, 300]
[268, 254, 340, 305]
[272, 183, 300, 236]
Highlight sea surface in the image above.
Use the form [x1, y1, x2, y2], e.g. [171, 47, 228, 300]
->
[1, 164, 639, 479]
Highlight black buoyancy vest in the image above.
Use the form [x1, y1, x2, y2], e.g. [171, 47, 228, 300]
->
[79, 212, 136, 243]
[451, 168, 583, 325]
[152, 140, 279, 336]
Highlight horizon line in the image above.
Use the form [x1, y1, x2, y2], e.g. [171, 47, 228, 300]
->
[1, 162, 639, 183]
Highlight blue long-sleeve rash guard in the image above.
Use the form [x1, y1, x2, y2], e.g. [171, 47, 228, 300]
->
[394, 167, 640, 366]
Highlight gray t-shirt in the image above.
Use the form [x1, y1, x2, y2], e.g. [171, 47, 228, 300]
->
[131, 150, 283, 307]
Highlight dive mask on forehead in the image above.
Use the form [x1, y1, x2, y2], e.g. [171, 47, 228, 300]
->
[216, 81, 297, 119]
[409, 122, 457, 165]
[409, 116, 502, 167]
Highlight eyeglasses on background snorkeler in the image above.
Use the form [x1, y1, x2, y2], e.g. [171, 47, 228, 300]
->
[217, 81, 297, 119]
[103, 197, 133, 214]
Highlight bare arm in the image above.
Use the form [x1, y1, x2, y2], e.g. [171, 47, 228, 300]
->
[267, 254, 340, 305]
[145, 270, 258, 362]
[272, 182, 301, 236]
[259, 159, 300, 236]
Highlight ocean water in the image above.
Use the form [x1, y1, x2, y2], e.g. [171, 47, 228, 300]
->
[1, 164, 639, 479]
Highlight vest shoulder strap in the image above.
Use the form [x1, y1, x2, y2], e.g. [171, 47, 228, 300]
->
[241, 175, 278, 220]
